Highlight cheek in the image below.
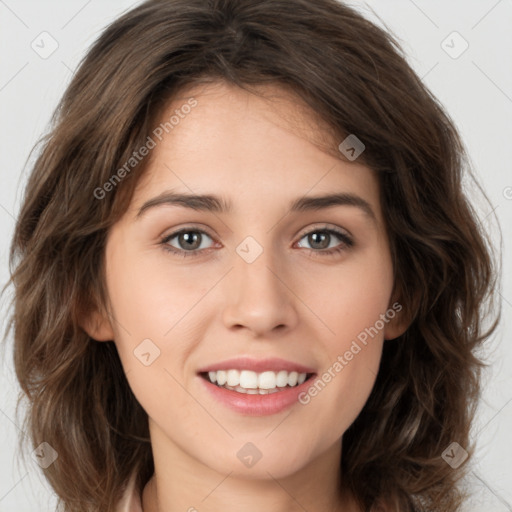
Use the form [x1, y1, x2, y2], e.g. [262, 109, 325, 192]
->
[306, 244, 394, 346]
[103, 241, 220, 411]
[298, 247, 393, 428]
[105, 241, 219, 342]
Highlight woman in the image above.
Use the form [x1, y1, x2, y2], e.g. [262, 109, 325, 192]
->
[6, 0, 499, 510]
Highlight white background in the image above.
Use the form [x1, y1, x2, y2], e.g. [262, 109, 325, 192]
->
[0, 1, 511, 510]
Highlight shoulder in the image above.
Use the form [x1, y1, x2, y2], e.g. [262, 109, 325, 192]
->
[115, 471, 143, 512]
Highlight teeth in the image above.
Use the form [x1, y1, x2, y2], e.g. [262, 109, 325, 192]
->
[258, 371, 277, 390]
[205, 369, 309, 391]
[276, 370, 289, 387]
[240, 370, 258, 389]
[227, 369, 240, 386]
[222, 384, 282, 394]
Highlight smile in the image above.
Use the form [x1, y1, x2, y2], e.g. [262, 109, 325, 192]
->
[201, 369, 313, 394]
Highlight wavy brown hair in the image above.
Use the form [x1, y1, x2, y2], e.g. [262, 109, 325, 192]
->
[3, 0, 500, 510]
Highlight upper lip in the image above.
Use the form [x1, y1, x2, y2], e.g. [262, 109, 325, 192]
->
[197, 357, 316, 374]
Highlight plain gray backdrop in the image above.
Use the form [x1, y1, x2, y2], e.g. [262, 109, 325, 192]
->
[0, 1, 511, 510]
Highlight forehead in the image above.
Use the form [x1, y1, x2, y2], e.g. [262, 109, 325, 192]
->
[167, 80, 338, 147]
[129, 81, 381, 221]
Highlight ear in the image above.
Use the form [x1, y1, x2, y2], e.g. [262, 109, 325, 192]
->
[383, 288, 416, 341]
[80, 307, 115, 342]
[383, 304, 409, 340]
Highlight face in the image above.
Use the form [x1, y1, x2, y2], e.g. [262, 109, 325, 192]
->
[86, 81, 404, 481]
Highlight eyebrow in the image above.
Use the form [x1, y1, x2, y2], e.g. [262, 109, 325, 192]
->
[136, 190, 377, 222]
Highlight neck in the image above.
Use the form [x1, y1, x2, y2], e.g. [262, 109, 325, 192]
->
[141, 421, 357, 512]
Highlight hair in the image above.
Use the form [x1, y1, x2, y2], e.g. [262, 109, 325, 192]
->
[2, 0, 500, 511]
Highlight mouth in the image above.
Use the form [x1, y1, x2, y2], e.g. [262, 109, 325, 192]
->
[196, 357, 317, 415]
[199, 369, 316, 395]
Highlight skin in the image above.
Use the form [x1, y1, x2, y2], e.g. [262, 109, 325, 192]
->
[82, 81, 407, 512]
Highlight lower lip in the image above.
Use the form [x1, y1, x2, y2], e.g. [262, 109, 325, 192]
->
[198, 374, 316, 416]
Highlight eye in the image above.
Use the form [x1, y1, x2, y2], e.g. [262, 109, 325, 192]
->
[160, 226, 354, 259]
[296, 228, 353, 255]
[161, 228, 216, 257]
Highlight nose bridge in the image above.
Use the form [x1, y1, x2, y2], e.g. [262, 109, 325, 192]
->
[221, 235, 298, 335]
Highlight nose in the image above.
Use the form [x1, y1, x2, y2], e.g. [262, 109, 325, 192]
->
[221, 244, 299, 337]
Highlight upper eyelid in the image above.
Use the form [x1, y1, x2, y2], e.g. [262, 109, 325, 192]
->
[161, 223, 215, 239]
[296, 223, 352, 239]
[162, 223, 350, 237]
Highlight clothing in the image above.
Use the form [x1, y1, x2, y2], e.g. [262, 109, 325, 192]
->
[116, 471, 144, 512]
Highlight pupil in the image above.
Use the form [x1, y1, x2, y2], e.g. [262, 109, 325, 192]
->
[179, 232, 201, 250]
[309, 232, 329, 249]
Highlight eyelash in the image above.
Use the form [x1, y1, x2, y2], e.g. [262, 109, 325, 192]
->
[160, 226, 354, 259]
